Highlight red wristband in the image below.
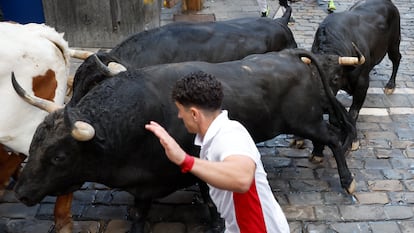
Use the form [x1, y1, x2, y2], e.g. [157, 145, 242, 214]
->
[180, 154, 195, 173]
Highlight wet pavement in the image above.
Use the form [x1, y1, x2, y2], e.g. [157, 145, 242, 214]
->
[1, 0, 414, 232]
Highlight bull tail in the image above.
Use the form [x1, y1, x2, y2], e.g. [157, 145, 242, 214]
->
[293, 49, 356, 150]
[278, 1, 292, 25]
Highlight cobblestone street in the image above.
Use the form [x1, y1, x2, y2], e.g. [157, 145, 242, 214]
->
[1, 0, 414, 232]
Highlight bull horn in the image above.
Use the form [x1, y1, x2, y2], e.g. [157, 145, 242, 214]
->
[66, 75, 74, 97]
[71, 121, 95, 141]
[338, 57, 360, 65]
[301, 57, 311, 64]
[351, 42, 366, 65]
[93, 54, 127, 76]
[11, 72, 63, 113]
[108, 62, 127, 73]
[338, 42, 366, 65]
[68, 49, 94, 60]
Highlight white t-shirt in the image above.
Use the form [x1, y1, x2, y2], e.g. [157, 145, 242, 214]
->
[194, 110, 289, 233]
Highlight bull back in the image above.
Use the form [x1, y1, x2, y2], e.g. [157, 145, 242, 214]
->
[68, 15, 297, 107]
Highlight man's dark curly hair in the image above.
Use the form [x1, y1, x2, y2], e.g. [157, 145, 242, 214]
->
[172, 71, 223, 110]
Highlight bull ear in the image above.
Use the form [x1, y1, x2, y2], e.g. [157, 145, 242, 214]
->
[71, 121, 95, 141]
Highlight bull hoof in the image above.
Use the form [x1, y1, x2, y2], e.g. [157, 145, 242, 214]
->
[384, 87, 395, 95]
[290, 139, 305, 149]
[309, 154, 323, 164]
[55, 222, 73, 233]
[345, 179, 357, 194]
[351, 140, 360, 151]
[0, 181, 9, 191]
[129, 221, 150, 233]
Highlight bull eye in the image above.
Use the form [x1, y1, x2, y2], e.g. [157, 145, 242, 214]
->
[52, 153, 66, 164]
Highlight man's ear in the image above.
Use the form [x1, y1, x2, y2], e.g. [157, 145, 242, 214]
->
[190, 107, 199, 121]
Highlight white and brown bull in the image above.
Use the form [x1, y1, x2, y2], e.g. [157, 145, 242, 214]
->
[0, 22, 90, 233]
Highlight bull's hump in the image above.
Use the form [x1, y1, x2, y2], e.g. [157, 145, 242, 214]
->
[32, 69, 57, 101]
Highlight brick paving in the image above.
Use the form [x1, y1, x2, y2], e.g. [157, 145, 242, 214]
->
[1, 0, 414, 232]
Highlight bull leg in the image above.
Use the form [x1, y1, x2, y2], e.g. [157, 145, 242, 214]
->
[0, 146, 10, 188]
[11, 153, 27, 181]
[297, 122, 355, 193]
[384, 43, 402, 95]
[349, 76, 369, 122]
[0, 146, 9, 196]
[309, 143, 325, 164]
[54, 193, 74, 233]
[346, 92, 362, 151]
[289, 136, 305, 149]
[181, 0, 187, 12]
[351, 140, 360, 151]
[0, 145, 8, 163]
[349, 91, 366, 122]
[199, 182, 225, 233]
[128, 199, 151, 233]
[312, 139, 355, 193]
[324, 123, 356, 193]
[328, 143, 356, 194]
[327, 109, 359, 151]
[0, 148, 26, 190]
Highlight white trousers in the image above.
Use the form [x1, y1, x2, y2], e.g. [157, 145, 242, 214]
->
[257, 0, 268, 12]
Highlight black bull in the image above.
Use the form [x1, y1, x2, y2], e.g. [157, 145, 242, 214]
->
[312, 0, 401, 122]
[111, 14, 296, 67]
[41, 9, 297, 232]
[69, 10, 297, 106]
[13, 49, 356, 231]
